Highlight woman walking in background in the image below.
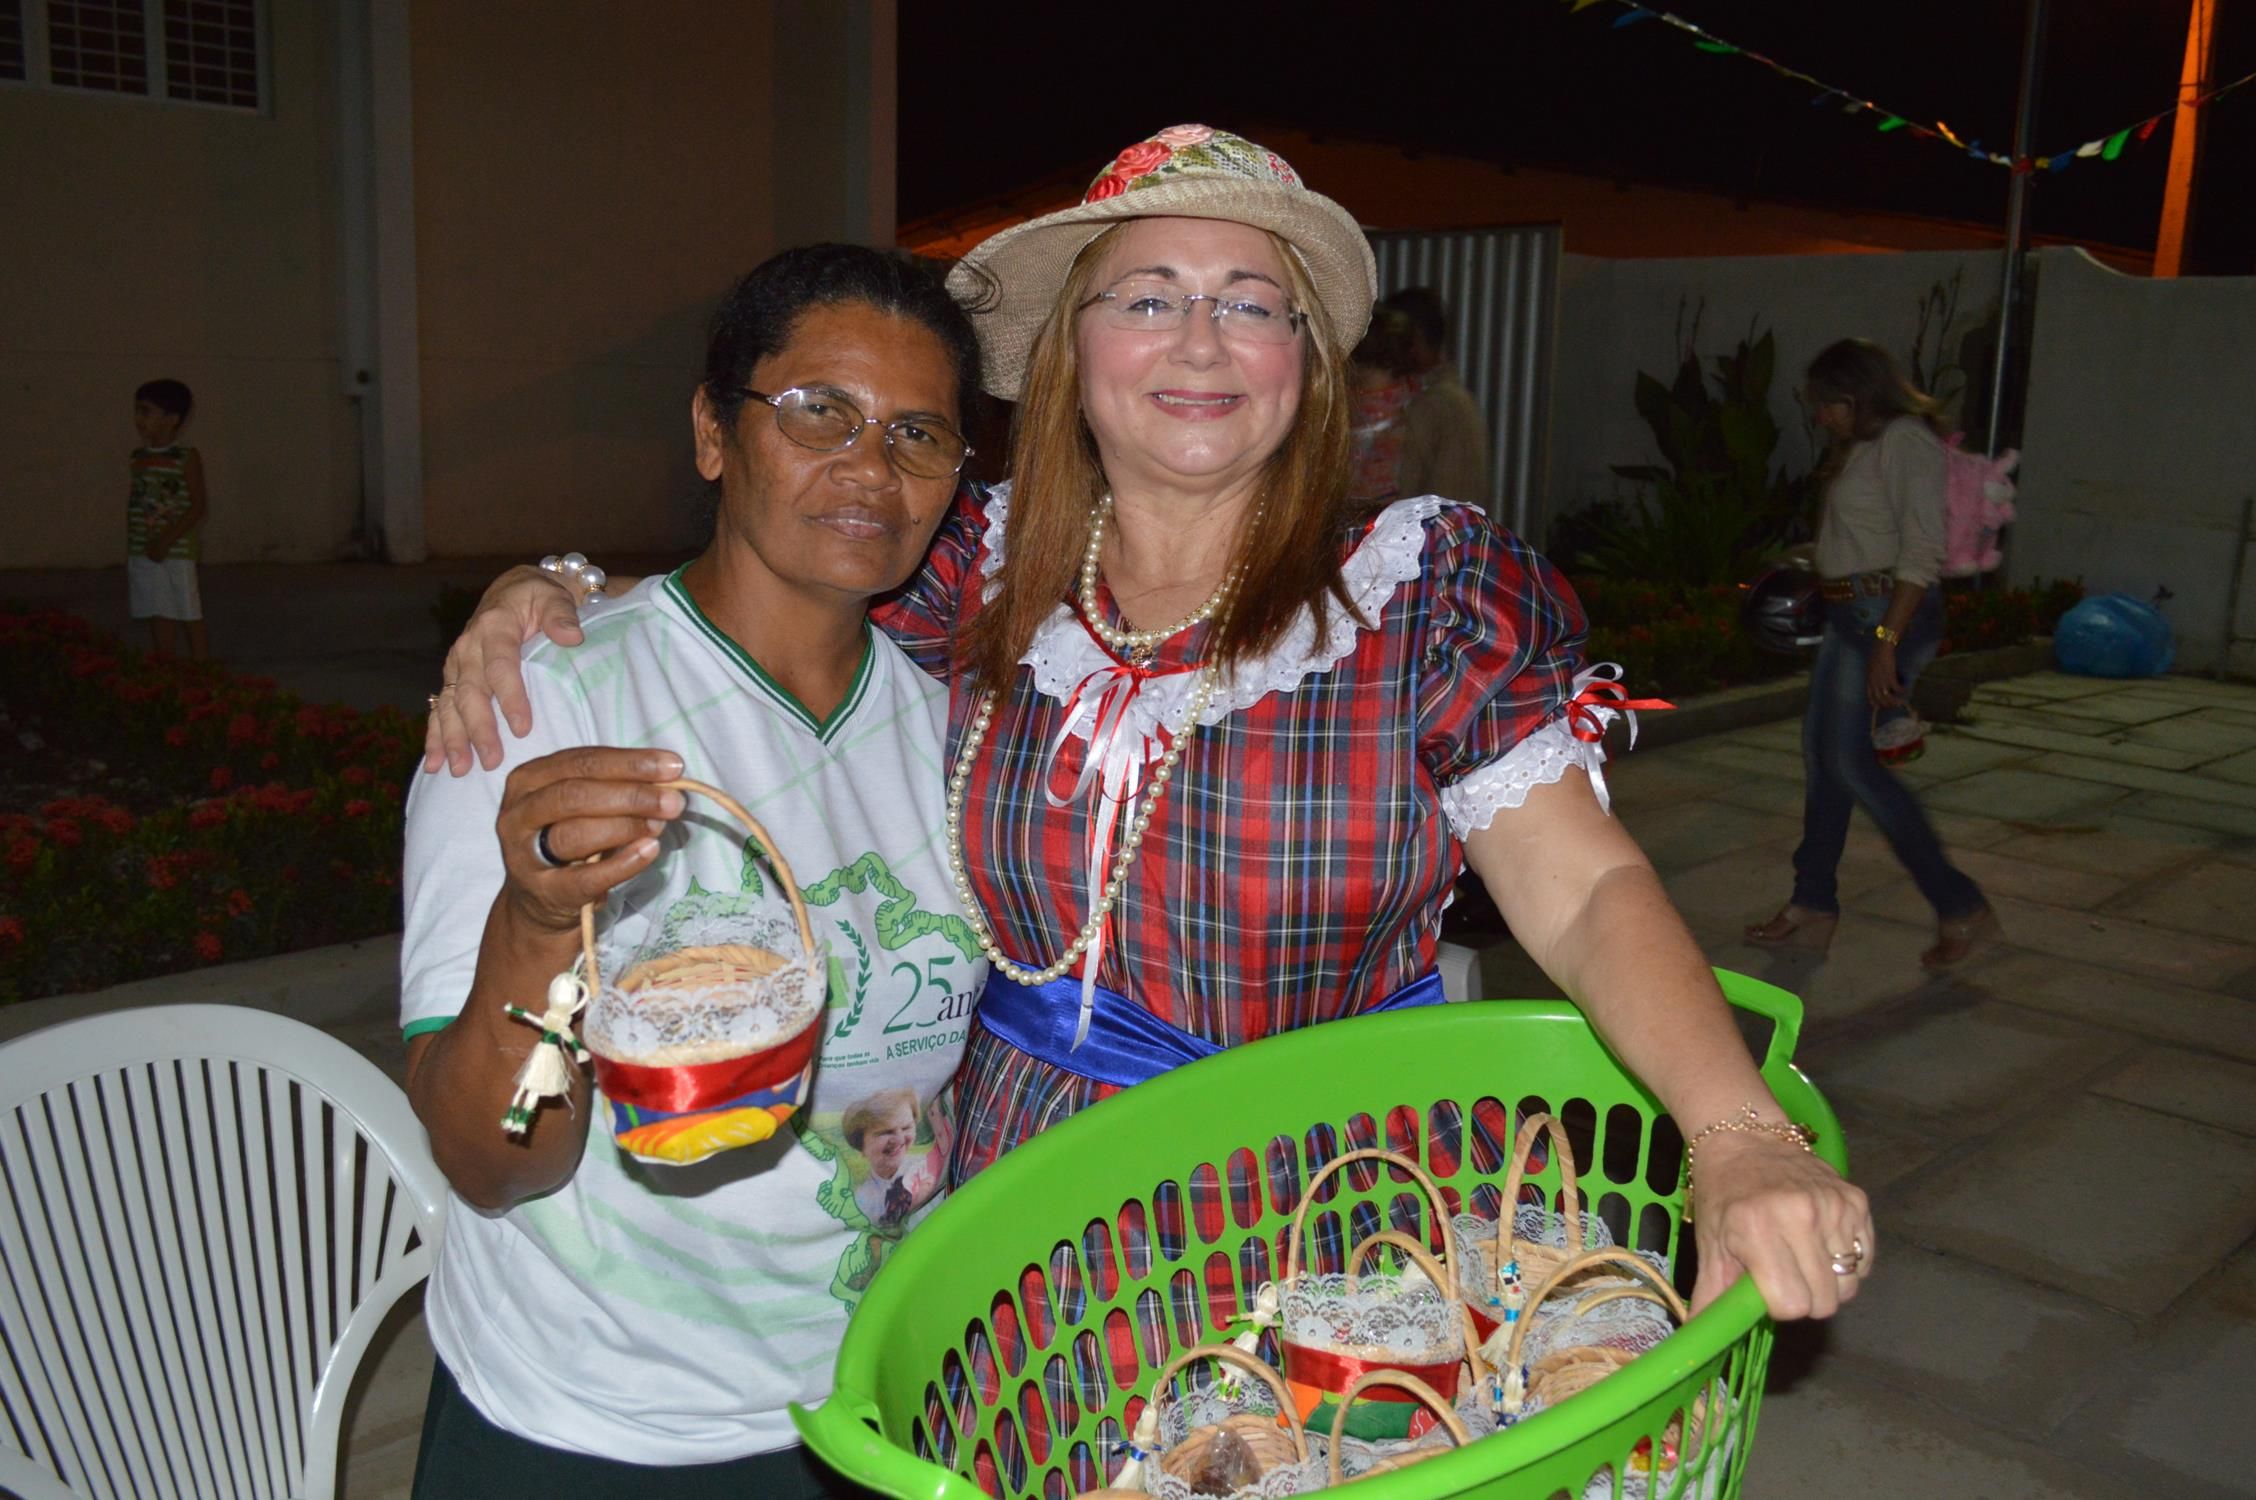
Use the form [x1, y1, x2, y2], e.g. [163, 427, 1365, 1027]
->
[1747, 338, 1996, 968]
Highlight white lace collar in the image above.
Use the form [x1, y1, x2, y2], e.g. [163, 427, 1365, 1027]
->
[975, 481, 1460, 739]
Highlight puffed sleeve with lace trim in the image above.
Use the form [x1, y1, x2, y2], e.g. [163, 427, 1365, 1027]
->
[1412, 506, 1623, 838]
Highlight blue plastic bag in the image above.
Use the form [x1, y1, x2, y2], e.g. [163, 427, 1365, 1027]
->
[2053, 594, 2175, 678]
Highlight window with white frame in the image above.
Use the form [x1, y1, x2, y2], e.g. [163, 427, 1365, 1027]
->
[5, 0, 263, 109]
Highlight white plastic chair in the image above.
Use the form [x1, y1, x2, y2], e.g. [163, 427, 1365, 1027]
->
[0, 1004, 445, 1500]
[1436, 939, 1483, 1002]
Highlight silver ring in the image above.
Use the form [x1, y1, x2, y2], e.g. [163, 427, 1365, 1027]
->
[426, 694, 440, 709]
[533, 824, 565, 869]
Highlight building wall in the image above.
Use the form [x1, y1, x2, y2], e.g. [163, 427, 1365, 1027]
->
[7, 0, 894, 567]
[2012, 248, 2256, 675]
[1548, 247, 2003, 541]
[1, 0, 359, 567]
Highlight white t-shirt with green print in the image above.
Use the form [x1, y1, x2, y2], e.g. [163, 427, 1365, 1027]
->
[400, 569, 984, 1465]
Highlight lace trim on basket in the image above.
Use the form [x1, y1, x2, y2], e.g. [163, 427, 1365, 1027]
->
[1005, 491, 1457, 746]
[1277, 1273, 1463, 1358]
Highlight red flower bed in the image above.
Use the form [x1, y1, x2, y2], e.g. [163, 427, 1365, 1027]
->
[0, 607, 423, 1003]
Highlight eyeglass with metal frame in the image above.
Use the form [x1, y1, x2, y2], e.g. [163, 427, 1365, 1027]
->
[1078, 278, 1308, 345]
[729, 386, 974, 480]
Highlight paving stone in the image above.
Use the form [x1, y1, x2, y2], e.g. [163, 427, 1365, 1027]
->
[1955, 710, 2209, 770]
[1718, 718, 1804, 751]
[1862, 887, 2256, 990]
[2092, 1047, 2256, 1135]
[2121, 712, 2256, 762]
[1824, 1105, 1941, 1194]
[1887, 729, 2045, 782]
[2119, 791, 2256, 838]
[1707, 769, 1810, 817]
[340, 1294, 431, 1500]
[2031, 751, 2256, 810]
[1617, 796, 1799, 877]
[1888, 1095, 2256, 1314]
[1921, 767, 2133, 823]
[1672, 738, 1808, 783]
[1813, 1003, 2130, 1135]
[2015, 692, 2205, 727]
[2200, 746, 2256, 786]
[1974, 672, 2124, 702]
[1717, 914, 1945, 1028]
[2112, 859, 2256, 944]
[1820, 1245, 2135, 1434]
[1940, 847, 2129, 909]
[2080, 1246, 2256, 1497]
[1599, 750, 1736, 816]
[1971, 951, 2256, 1063]
[1661, 844, 1896, 931]
[1961, 701, 2119, 737]
[1988, 818, 2225, 879]
[1743, 1372, 2144, 1500]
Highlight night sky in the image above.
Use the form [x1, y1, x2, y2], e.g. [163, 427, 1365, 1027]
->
[903, 0, 2256, 270]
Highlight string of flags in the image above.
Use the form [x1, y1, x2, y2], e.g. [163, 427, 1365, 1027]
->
[1569, 0, 2256, 176]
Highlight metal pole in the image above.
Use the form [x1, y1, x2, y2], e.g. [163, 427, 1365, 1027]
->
[1985, 0, 2048, 457]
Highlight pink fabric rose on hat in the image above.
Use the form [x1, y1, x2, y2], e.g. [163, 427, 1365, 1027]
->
[1082, 171, 1128, 203]
[1112, 139, 1172, 178]
[1154, 124, 1216, 148]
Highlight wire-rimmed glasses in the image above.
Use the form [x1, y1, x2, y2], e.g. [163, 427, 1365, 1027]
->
[731, 386, 973, 480]
[1078, 279, 1308, 344]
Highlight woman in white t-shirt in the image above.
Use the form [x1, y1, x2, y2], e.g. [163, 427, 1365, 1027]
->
[1746, 339, 1995, 967]
[398, 246, 986, 1497]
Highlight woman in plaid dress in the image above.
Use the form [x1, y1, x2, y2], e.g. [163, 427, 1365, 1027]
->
[431, 127, 1874, 1325]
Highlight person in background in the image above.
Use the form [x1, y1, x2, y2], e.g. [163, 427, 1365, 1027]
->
[1385, 286, 1490, 505]
[1346, 305, 1416, 506]
[127, 378, 210, 660]
[1746, 339, 1996, 968]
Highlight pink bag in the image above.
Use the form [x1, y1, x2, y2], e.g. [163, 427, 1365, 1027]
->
[1940, 434, 2019, 578]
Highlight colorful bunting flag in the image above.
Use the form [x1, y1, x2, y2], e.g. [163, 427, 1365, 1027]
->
[1567, 0, 2256, 178]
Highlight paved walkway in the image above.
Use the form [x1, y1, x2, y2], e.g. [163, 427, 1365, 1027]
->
[1506, 668, 2256, 1500]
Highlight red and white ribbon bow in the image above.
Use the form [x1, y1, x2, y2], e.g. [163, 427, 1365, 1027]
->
[1040, 619, 1196, 1046]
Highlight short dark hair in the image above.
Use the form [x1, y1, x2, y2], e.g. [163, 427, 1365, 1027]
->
[702, 244, 981, 436]
[1382, 286, 1450, 356]
[135, 379, 194, 419]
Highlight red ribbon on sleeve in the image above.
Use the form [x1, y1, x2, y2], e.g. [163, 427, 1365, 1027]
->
[1564, 679, 1675, 744]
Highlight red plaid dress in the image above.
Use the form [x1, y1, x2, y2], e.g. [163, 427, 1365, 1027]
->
[874, 487, 1591, 1180]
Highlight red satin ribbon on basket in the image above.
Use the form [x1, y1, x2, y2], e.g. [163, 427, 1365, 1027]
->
[591, 1020, 820, 1113]
[1282, 1342, 1467, 1402]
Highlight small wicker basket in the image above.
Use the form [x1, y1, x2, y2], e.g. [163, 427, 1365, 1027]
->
[578, 778, 826, 1164]
[1145, 1343, 1317, 1500]
[1493, 1247, 1687, 1419]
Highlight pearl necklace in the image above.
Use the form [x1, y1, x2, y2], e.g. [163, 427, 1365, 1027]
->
[948, 500, 1240, 987]
[1079, 496, 1246, 663]
[946, 661, 1221, 987]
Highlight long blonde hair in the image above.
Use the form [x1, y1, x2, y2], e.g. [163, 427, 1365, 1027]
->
[962, 223, 1357, 689]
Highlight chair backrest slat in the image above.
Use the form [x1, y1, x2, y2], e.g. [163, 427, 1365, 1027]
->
[1, 1007, 444, 1500]
[112, 1061, 225, 1498]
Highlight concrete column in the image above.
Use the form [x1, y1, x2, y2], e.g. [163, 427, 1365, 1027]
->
[335, 0, 426, 562]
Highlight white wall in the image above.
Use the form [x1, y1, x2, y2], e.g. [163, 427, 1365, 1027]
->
[0, 0, 359, 567]
[6, 1, 897, 566]
[1549, 248, 2004, 538]
[2013, 248, 2256, 674]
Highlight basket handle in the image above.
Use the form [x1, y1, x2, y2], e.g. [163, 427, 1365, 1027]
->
[1322, 1370, 1471, 1487]
[1501, 1247, 1686, 1377]
[577, 778, 818, 993]
[1283, 1148, 1460, 1283]
[1571, 1281, 1691, 1328]
[1497, 1112, 1583, 1273]
[1147, 1343, 1310, 1463]
[1346, 1230, 1485, 1371]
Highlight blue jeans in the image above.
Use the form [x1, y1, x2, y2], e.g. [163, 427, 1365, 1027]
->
[1790, 590, 1985, 921]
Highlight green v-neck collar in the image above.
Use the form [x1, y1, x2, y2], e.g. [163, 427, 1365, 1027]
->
[662, 567, 875, 742]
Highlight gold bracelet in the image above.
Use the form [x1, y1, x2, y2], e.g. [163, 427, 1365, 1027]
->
[1681, 1103, 1816, 1223]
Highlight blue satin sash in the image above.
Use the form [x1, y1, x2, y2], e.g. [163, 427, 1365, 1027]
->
[977, 968, 1446, 1089]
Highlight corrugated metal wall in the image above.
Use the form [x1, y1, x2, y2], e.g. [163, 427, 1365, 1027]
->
[1368, 226, 1561, 541]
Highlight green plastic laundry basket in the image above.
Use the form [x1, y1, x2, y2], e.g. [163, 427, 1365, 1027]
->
[794, 969, 1845, 1499]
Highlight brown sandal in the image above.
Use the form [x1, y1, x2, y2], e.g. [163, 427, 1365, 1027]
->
[1922, 906, 2000, 969]
[1744, 905, 1838, 955]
